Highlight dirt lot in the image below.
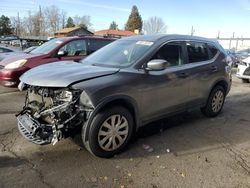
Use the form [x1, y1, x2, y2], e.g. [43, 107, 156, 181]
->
[0, 73, 250, 188]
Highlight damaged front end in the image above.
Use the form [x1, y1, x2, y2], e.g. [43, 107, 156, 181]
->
[16, 84, 93, 145]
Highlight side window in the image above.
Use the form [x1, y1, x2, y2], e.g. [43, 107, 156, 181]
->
[59, 40, 86, 56]
[152, 42, 184, 67]
[186, 42, 209, 63]
[208, 44, 219, 58]
[88, 39, 112, 54]
[0, 48, 11, 53]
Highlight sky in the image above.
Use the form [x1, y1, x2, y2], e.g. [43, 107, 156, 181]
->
[1, 0, 250, 38]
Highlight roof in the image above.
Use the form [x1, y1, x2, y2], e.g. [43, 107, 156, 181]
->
[55, 27, 80, 34]
[120, 34, 214, 42]
[95, 29, 137, 37]
[54, 27, 93, 35]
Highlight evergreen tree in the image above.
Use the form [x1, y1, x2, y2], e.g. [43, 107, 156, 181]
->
[65, 17, 75, 28]
[125, 6, 142, 32]
[109, 21, 118, 30]
[0, 15, 12, 35]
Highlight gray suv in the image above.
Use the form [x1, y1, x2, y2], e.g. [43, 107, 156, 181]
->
[17, 35, 232, 158]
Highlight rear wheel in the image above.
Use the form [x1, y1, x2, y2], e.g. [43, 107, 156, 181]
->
[83, 106, 134, 158]
[201, 85, 226, 117]
[241, 78, 250, 83]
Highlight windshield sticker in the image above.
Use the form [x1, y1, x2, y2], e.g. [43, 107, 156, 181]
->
[136, 41, 153, 46]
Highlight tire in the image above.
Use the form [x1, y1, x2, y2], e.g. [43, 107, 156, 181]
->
[83, 106, 134, 158]
[201, 85, 226, 117]
[241, 79, 250, 83]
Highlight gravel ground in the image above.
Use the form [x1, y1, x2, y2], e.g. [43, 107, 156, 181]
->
[0, 73, 250, 188]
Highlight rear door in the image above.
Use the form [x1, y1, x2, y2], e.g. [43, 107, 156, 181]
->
[185, 41, 220, 107]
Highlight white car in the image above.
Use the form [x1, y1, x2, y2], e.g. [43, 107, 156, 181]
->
[236, 56, 250, 82]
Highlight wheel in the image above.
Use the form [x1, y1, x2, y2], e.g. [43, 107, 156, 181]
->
[201, 85, 225, 117]
[241, 78, 250, 83]
[83, 106, 134, 158]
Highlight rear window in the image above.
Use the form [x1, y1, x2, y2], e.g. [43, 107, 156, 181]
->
[186, 42, 209, 63]
[208, 44, 219, 58]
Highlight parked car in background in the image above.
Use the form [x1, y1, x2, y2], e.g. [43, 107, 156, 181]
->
[226, 49, 238, 67]
[0, 46, 38, 62]
[17, 35, 232, 158]
[0, 45, 18, 53]
[0, 36, 115, 87]
[235, 48, 250, 62]
[236, 56, 250, 83]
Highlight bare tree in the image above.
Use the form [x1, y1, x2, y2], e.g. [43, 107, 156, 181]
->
[44, 5, 61, 33]
[73, 15, 92, 29]
[143, 16, 167, 35]
[60, 10, 67, 29]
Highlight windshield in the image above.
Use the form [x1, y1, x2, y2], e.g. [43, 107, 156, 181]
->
[30, 38, 65, 55]
[81, 40, 154, 67]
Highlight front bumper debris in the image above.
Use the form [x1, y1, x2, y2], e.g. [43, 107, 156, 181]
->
[17, 113, 52, 145]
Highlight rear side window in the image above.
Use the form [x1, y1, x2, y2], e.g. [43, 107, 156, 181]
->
[88, 39, 113, 54]
[186, 42, 209, 63]
[208, 44, 219, 58]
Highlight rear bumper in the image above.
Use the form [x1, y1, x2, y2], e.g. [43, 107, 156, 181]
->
[0, 67, 27, 87]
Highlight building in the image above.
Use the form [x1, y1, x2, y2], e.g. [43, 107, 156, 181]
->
[94, 29, 138, 38]
[54, 27, 93, 38]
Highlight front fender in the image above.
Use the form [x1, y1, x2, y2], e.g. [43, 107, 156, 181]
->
[82, 94, 140, 142]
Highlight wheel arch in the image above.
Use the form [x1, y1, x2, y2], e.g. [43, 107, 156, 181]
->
[83, 95, 140, 142]
[205, 79, 229, 105]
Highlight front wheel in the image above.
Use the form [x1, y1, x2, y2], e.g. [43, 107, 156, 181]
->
[83, 106, 134, 158]
[201, 85, 226, 117]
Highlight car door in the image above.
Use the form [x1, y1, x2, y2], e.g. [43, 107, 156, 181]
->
[140, 41, 191, 121]
[185, 41, 220, 107]
[57, 39, 87, 62]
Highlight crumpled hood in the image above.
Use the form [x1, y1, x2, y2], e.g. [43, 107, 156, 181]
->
[20, 61, 120, 87]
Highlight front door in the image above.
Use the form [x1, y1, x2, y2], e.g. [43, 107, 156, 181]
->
[140, 41, 191, 121]
[57, 39, 87, 62]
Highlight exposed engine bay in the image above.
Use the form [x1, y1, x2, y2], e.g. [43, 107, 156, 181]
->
[17, 85, 92, 145]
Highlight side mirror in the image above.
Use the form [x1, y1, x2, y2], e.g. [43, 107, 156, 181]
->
[146, 59, 167, 71]
[57, 50, 66, 57]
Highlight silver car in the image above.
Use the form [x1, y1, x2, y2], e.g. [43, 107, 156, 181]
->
[17, 35, 232, 158]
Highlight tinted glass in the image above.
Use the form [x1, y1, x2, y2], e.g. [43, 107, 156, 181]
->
[88, 39, 114, 54]
[152, 42, 184, 67]
[59, 40, 86, 56]
[208, 44, 219, 58]
[82, 40, 153, 67]
[187, 42, 209, 63]
[0, 47, 12, 53]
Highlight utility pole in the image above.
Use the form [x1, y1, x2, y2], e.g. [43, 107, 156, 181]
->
[17, 12, 20, 36]
[39, 5, 42, 37]
[229, 32, 235, 50]
[191, 26, 195, 36]
[217, 31, 220, 39]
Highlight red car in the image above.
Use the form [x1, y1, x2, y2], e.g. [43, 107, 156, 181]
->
[0, 36, 114, 87]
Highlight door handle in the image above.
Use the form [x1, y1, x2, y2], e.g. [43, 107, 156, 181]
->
[211, 65, 218, 72]
[178, 72, 189, 78]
